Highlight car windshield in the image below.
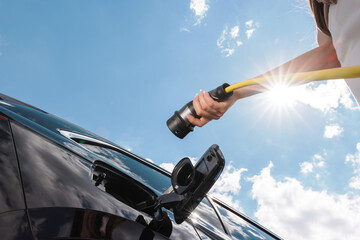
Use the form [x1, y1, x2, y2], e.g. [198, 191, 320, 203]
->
[78, 142, 171, 193]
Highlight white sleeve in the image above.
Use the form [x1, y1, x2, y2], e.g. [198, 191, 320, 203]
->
[345, 79, 360, 106]
[328, 1, 360, 106]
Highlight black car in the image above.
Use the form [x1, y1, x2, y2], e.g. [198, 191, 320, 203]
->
[0, 93, 282, 240]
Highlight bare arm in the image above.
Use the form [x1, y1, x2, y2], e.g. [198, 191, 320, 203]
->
[188, 32, 340, 127]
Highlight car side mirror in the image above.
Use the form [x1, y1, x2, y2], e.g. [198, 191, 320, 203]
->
[156, 144, 225, 224]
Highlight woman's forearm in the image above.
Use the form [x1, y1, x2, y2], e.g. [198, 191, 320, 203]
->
[233, 40, 341, 100]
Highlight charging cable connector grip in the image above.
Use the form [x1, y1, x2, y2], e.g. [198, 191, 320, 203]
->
[208, 83, 233, 102]
[188, 83, 233, 119]
[167, 83, 233, 139]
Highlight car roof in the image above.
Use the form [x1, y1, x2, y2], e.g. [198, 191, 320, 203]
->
[0, 92, 105, 141]
[0, 92, 170, 175]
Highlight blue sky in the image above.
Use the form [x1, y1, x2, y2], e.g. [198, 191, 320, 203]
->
[1, 1, 360, 239]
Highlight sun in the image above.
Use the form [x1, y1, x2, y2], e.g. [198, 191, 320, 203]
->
[266, 84, 298, 108]
[249, 63, 314, 127]
[253, 82, 306, 128]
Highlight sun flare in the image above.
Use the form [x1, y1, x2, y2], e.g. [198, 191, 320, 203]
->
[266, 84, 297, 108]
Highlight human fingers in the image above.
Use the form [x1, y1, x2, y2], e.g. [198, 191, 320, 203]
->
[197, 91, 221, 120]
[193, 93, 214, 119]
[187, 114, 211, 127]
[192, 94, 202, 116]
[200, 91, 225, 118]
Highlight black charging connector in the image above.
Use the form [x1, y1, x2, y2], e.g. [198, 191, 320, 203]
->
[167, 83, 233, 139]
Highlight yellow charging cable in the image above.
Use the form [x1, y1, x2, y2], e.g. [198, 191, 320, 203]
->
[225, 65, 360, 93]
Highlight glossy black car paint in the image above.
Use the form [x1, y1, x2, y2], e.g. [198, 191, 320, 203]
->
[0, 116, 33, 239]
[0, 116, 25, 213]
[10, 121, 198, 239]
[0, 94, 281, 240]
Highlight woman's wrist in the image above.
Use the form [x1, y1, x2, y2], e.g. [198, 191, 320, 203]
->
[233, 84, 266, 100]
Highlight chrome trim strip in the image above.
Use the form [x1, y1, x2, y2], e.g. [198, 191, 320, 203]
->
[0, 100, 14, 107]
[57, 129, 171, 177]
[58, 129, 115, 149]
[207, 196, 230, 235]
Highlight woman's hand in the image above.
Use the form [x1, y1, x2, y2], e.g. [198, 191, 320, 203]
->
[187, 90, 237, 127]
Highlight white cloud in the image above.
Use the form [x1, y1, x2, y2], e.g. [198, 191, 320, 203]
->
[345, 143, 360, 190]
[245, 20, 253, 28]
[276, 80, 357, 112]
[317, 160, 325, 167]
[216, 20, 259, 57]
[189, 157, 197, 165]
[300, 153, 325, 175]
[223, 48, 235, 57]
[263, 80, 358, 113]
[349, 176, 360, 190]
[116, 141, 133, 152]
[345, 143, 360, 173]
[180, 27, 190, 32]
[245, 19, 258, 39]
[324, 124, 344, 139]
[160, 162, 175, 172]
[116, 137, 143, 153]
[190, 0, 209, 25]
[249, 162, 360, 240]
[212, 164, 247, 195]
[210, 163, 247, 210]
[216, 28, 227, 48]
[159, 157, 196, 174]
[245, 28, 256, 39]
[217, 27, 236, 57]
[230, 26, 239, 38]
[236, 40, 243, 46]
[300, 161, 313, 174]
[216, 26, 240, 57]
[300, 81, 357, 112]
[313, 153, 326, 167]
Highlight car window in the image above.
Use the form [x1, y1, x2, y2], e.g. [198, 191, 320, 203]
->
[78, 142, 171, 193]
[214, 201, 278, 240]
[190, 198, 226, 235]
